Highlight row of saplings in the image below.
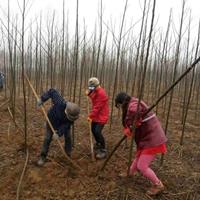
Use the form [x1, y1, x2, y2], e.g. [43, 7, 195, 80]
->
[0, 73, 167, 196]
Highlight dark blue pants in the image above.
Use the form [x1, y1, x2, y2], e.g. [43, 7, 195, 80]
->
[91, 122, 105, 149]
[0, 79, 3, 89]
[40, 124, 72, 158]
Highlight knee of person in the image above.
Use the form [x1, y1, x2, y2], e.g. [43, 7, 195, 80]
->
[137, 162, 148, 174]
[46, 132, 53, 140]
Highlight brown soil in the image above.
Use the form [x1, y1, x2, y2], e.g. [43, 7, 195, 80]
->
[0, 96, 200, 200]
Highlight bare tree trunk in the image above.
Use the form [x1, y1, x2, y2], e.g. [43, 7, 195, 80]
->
[60, 0, 66, 96]
[181, 13, 192, 124]
[161, 0, 186, 165]
[78, 24, 86, 106]
[21, 0, 28, 149]
[73, 0, 79, 103]
[128, 0, 157, 175]
[156, 10, 171, 112]
[95, 0, 103, 76]
[131, 0, 147, 96]
[180, 16, 200, 145]
[164, 0, 185, 136]
[109, 0, 128, 130]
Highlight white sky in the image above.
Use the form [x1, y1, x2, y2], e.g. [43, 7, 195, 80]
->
[0, 0, 200, 45]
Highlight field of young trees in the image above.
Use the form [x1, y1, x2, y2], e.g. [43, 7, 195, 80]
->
[0, 0, 200, 199]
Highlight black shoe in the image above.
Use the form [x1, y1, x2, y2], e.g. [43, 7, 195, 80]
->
[93, 143, 102, 154]
[96, 149, 107, 159]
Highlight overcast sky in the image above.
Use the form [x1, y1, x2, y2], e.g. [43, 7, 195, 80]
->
[0, 0, 200, 44]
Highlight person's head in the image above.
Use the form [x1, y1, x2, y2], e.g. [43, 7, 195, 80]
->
[65, 102, 80, 122]
[115, 92, 131, 127]
[88, 77, 100, 91]
[115, 92, 131, 108]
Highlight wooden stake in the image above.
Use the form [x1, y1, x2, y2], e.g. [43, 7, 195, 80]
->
[87, 96, 95, 161]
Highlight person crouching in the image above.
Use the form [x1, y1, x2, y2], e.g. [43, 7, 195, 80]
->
[115, 92, 167, 196]
[37, 88, 80, 166]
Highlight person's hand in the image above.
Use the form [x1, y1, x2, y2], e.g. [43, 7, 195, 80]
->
[135, 118, 142, 128]
[85, 90, 89, 96]
[53, 133, 59, 140]
[123, 127, 132, 137]
[37, 99, 43, 107]
[87, 117, 92, 122]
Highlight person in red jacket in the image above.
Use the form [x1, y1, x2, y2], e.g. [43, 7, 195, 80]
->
[86, 77, 109, 159]
[115, 92, 167, 196]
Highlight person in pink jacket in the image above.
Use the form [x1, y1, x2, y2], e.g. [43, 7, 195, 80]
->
[115, 92, 167, 196]
[86, 77, 109, 159]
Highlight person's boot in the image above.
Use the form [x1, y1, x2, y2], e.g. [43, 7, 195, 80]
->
[96, 149, 107, 159]
[37, 156, 46, 166]
[93, 143, 101, 156]
[146, 181, 164, 196]
[93, 143, 101, 151]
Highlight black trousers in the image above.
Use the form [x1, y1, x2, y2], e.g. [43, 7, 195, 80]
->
[91, 122, 105, 149]
[40, 124, 72, 158]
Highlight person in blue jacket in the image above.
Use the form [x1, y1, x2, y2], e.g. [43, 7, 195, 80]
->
[37, 88, 80, 166]
[0, 72, 5, 91]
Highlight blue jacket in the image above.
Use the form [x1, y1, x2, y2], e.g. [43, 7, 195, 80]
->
[40, 88, 72, 136]
[0, 72, 5, 89]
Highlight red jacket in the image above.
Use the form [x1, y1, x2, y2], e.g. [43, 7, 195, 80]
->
[88, 87, 109, 124]
[125, 97, 167, 149]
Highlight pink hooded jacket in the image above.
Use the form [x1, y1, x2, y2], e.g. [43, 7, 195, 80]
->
[125, 97, 167, 149]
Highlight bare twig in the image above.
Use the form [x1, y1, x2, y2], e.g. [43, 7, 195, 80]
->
[7, 122, 11, 140]
[0, 99, 9, 109]
[87, 97, 95, 161]
[7, 106, 24, 135]
[16, 148, 29, 200]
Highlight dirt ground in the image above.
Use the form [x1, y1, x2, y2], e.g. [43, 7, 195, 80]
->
[0, 95, 200, 200]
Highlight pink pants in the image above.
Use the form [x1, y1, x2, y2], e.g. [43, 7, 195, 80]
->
[130, 154, 160, 185]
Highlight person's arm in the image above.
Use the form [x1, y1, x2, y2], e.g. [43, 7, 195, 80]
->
[57, 123, 72, 137]
[41, 89, 66, 121]
[40, 88, 55, 102]
[125, 102, 137, 125]
[37, 89, 52, 106]
[123, 103, 138, 138]
[0, 72, 5, 88]
[39, 88, 65, 105]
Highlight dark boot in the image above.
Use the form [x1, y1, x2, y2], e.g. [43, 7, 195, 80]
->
[96, 149, 107, 159]
[93, 143, 102, 154]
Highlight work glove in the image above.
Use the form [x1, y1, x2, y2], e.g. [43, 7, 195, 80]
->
[37, 99, 43, 107]
[135, 118, 142, 128]
[123, 127, 132, 137]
